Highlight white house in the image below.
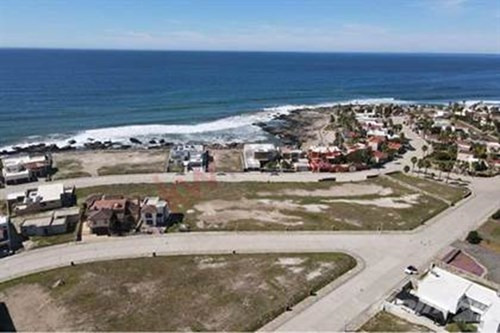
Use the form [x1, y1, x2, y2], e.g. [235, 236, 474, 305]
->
[0, 215, 11, 254]
[410, 267, 500, 332]
[140, 197, 170, 227]
[456, 152, 479, 169]
[169, 144, 207, 172]
[1, 154, 52, 185]
[243, 144, 278, 171]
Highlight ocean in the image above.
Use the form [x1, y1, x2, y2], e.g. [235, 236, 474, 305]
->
[1, 49, 499, 149]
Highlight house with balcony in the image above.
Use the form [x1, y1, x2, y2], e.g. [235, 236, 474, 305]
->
[400, 267, 500, 332]
[140, 196, 170, 227]
[1, 154, 52, 185]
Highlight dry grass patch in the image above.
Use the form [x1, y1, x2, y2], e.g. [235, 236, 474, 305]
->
[210, 149, 243, 172]
[359, 311, 431, 332]
[97, 161, 165, 176]
[53, 150, 168, 178]
[478, 214, 500, 253]
[53, 158, 92, 180]
[0, 253, 356, 332]
[389, 172, 468, 203]
[77, 178, 447, 231]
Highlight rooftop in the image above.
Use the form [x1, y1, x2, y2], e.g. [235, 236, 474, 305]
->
[414, 267, 500, 330]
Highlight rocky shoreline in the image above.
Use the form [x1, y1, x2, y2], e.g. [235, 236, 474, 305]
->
[0, 137, 246, 156]
[0, 103, 412, 156]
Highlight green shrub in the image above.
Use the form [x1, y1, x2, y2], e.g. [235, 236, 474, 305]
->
[466, 231, 482, 244]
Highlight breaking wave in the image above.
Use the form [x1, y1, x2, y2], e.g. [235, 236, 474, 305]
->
[2, 97, 497, 151]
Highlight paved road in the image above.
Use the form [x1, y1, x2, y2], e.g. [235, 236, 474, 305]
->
[1, 176, 498, 331]
[0, 124, 428, 200]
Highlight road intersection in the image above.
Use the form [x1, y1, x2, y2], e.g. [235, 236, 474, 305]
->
[0, 176, 498, 331]
[0, 125, 496, 331]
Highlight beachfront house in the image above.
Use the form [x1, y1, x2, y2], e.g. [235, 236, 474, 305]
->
[7, 183, 76, 215]
[400, 266, 500, 332]
[140, 196, 170, 227]
[169, 144, 209, 172]
[308, 146, 343, 172]
[86, 196, 140, 235]
[1, 154, 52, 185]
[243, 143, 278, 171]
[280, 148, 309, 171]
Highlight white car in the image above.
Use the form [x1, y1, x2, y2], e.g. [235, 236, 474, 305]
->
[405, 265, 418, 275]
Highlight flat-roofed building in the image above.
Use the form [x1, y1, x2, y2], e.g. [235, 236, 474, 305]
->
[19, 207, 79, 237]
[243, 144, 278, 171]
[1, 154, 52, 185]
[7, 183, 76, 215]
[169, 144, 208, 172]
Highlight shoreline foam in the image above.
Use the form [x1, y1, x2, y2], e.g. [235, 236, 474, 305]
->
[1, 98, 497, 152]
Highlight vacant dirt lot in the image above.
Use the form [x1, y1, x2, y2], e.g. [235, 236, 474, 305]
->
[53, 149, 168, 179]
[209, 148, 243, 172]
[77, 177, 451, 231]
[0, 253, 355, 331]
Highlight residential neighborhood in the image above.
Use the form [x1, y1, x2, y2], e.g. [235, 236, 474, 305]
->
[0, 102, 498, 333]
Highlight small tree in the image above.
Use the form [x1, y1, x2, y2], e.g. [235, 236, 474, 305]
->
[417, 159, 424, 174]
[423, 159, 431, 175]
[403, 165, 410, 173]
[411, 156, 418, 172]
[466, 231, 482, 245]
[422, 145, 428, 158]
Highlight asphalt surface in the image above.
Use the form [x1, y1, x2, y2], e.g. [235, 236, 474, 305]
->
[0, 176, 498, 331]
[0, 125, 494, 331]
[0, 123, 429, 200]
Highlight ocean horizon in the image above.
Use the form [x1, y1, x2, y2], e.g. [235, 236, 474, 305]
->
[1, 48, 500, 149]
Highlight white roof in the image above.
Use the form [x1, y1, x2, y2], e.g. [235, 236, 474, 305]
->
[2, 154, 47, 165]
[243, 143, 276, 152]
[416, 267, 500, 331]
[37, 183, 64, 202]
[53, 207, 80, 218]
[416, 267, 470, 314]
[308, 146, 341, 153]
[6, 191, 26, 201]
[0, 215, 8, 225]
[22, 216, 52, 228]
[144, 196, 167, 208]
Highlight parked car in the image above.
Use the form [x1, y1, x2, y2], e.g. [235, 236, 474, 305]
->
[405, 265, 418, 275]
[0, 248, 13, 258]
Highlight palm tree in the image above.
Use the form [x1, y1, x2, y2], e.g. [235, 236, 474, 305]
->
[417, 159, 424, 175]
[422, 145, 428, 158]
[446, 161, 456, 182]
[404, 165, 410, 173]
[411, 156, 418, 173]
[423, 159, 431, 176]
[438, 162, 445, 180]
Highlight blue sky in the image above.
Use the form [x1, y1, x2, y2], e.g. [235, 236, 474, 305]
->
[1, 0, 499, 53]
